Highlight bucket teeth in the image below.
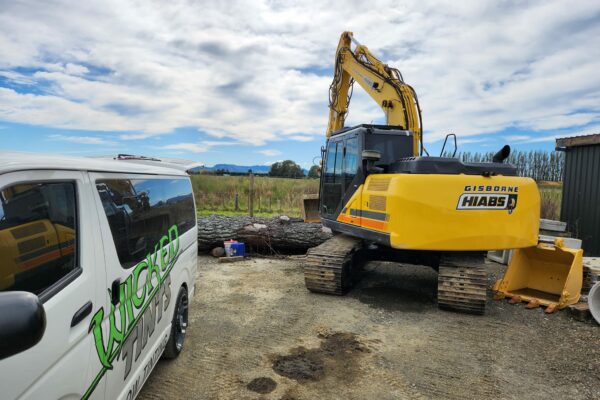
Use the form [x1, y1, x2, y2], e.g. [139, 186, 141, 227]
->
[544, 304, 558, 314]
[508, 295, 522, 304]
[493, 292, 506, 301]
[525, 299, 540, 309]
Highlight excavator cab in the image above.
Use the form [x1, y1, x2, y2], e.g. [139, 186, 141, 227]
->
[320, 125, 413, 221]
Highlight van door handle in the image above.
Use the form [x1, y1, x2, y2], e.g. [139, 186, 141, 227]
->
[111, 278, 121, 305]
[71, 301, 93, 327]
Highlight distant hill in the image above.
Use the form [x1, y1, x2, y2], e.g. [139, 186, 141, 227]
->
[205, 164, 271, 174]
[202, 164, 308, 175]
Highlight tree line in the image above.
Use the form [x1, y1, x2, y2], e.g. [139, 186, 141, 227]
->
[446, 150, 564, 182]
[267, 160, 320, 178]
[200, 150, 565, 182]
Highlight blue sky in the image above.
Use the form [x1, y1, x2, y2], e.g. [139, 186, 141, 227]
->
[1, 1, 599, 167]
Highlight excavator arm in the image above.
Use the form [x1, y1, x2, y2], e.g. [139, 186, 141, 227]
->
[327, 31, 424, 156]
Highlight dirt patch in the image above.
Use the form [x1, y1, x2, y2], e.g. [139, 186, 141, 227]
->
[246, 377, 277, 394]
[138, 256, 600, 400]
[272, 332, 369, 383]
[352, 263, 438, 313]
[357, 286, 435, 312]
[272, 349, 325, 382]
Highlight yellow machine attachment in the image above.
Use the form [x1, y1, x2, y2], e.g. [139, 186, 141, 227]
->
[301, 194, 321, 222]
[493, 238, 583, 312]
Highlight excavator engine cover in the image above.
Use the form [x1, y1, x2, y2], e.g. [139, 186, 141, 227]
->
[494, 239, 583, 309]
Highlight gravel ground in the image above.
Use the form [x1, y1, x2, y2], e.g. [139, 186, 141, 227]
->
[138, 255, 599, 400]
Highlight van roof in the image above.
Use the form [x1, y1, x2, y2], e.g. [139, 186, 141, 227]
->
[0, 152, 189, 176]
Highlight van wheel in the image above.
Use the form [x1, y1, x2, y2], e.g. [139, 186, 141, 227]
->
[163, 286, 189, 359]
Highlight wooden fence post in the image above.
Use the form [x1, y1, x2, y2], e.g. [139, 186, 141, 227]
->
[248, 171, 254, 217]
[234, 193, 239, 211]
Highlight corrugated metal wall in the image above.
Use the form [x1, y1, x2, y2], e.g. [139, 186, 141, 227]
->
[560, 144, 600, 256]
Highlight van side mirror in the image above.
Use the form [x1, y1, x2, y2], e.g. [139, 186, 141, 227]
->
[362, 150, 381, 161]
[0, 291, 46, 360]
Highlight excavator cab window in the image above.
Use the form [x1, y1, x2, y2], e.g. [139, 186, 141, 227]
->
[322, 140, 344, 217]
[344, 136, 359, 191]
[364, 132, 413, 170]
[321, 135, 361, 218]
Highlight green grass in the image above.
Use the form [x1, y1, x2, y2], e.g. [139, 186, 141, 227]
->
[191, 175, 319, 217]
[538, 183, 562, 220]
[192, 175, 564, 220]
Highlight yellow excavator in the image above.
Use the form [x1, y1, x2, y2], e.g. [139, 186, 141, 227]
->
[303, 32, 582, 314]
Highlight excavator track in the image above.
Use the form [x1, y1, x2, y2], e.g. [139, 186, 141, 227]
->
[303, 234, 363, 295]
[437, 266, 487, 315]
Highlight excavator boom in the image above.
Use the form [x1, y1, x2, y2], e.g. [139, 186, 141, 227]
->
[327, 32, 423, 155]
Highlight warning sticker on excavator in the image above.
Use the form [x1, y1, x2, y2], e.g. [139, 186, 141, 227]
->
[456, 193, 518, 213]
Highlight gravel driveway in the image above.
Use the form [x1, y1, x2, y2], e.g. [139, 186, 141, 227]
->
[138, 255, 599, 400]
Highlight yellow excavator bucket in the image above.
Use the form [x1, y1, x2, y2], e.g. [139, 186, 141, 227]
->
[494, 238, 583, 311]
[301, 194, 320, 222]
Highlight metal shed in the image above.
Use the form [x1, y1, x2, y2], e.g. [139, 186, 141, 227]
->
[556, 133, 600, 256]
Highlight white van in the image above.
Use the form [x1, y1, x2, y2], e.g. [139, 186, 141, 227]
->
[0, 153, 198, 399]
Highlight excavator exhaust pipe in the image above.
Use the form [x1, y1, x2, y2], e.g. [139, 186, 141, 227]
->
[494, 238, 583, 312]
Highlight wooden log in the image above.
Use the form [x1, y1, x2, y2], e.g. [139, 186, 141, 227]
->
[197, 215, 332, 254]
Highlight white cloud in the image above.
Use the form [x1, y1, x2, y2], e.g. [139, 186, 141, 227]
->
[0, 1, 598, 147]
[263, 160, 283, 166]
[120, 133, 165, 140]
[48, 133, 116, 145]
[163, 143, 207, 153]
[458, 137, 488, 145]
[257, 149, 281, 156]
[288, 134, 317, 142]
[505, 135, 531, 142]
[163, 140, 240, 153]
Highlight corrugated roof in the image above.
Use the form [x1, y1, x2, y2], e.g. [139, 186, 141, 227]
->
[556, 133, 600, 149]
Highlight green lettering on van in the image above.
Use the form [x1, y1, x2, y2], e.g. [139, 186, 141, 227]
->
[84, 225, 181, 399]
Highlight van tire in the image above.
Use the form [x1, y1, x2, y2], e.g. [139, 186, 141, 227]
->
[163, 286, 189, 359]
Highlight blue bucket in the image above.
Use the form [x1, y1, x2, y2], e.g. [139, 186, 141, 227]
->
[229, 242, 245, 257]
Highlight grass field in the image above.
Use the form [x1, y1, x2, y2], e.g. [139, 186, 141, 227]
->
[191, 175, 319, 217]
[192, 175, 563, 220]
[538, 182, 562, 220]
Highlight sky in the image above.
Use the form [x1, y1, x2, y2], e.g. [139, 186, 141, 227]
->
[0, 1, 599, 168]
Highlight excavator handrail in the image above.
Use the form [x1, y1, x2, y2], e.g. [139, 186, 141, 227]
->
[327, 31, 424, 156]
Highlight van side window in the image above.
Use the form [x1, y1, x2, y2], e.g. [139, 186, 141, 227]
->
[96, 178, 195, 268]
[0, 182, 78, 295]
